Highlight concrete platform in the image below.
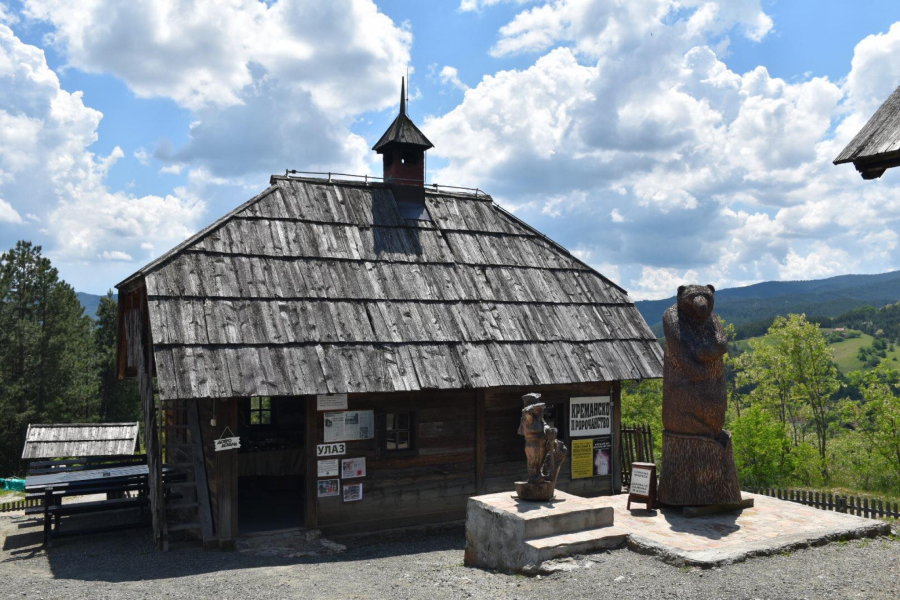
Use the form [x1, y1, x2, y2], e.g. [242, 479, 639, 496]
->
[464, 490, 618, 574]
[605, 492, 890, 567]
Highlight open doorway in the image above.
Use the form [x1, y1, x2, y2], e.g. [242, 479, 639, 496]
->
[237, 397, 306, 534]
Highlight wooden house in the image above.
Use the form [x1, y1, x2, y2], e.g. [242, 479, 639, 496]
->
[835, 83, 900, 179]
[116, 79, 663, 549]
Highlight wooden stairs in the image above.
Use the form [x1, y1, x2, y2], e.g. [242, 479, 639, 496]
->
[158, 399, 214, 550]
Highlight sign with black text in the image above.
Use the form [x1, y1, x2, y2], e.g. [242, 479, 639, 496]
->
[214, 437, 240, 452]
[318, 459, 340, 478]
[317, 442, 347, 457]
[317, 393, 348, 411]
[569, 396, 612, 437]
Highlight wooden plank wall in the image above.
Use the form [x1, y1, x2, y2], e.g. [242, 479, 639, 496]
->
[316, 390, 477, 535]
[482, 382, 615, 498]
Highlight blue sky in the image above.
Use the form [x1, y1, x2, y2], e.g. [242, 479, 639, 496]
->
[1, 0, 900, 299]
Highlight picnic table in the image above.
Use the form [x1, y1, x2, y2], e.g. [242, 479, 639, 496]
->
[25, 464, 175, 547]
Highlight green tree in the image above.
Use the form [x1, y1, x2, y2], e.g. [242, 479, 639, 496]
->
[96, 291, 140, 422]
[731, 404, 794, 487]
[620, 379, 663, 460]
[844, 365, 900, 486]
[0, 242, 98, 475]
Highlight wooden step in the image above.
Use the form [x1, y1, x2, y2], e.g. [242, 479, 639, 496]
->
[163, 481, 197, 489]
[167, 522, 202, 532]
[525, 526, 628, 563]
[166, 501, 200, 510]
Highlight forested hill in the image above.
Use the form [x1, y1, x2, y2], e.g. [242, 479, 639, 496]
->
[635, 270, 900, 335]
[77, 292, 116, 319]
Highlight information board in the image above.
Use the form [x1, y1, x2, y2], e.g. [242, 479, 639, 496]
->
[571, 438, 593, 479]
[630, 466, 652, 496]
[317, 393, 348, 411]
[318, 459, 339, 478]
[324, 411, 374, 442]
[592, 436, 612, 477]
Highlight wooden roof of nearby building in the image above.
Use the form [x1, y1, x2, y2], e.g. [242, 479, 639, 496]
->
[21, 423, 139, 459]
[834, 83, 900, 179]
[118, 176, 662, 401]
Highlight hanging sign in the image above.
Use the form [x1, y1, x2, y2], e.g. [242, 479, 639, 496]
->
[343, 483, 363, 502]
[317, 443, 346, 457]
[317, 393, 348, 411]
[569, 396, 612, 437]
[324, 411, 374, 442]
[341, 457, 366, 479]
[214, 427, 240, 452]
[593, 436, 612, 477]
[317, 479, 340, 498]
[571, 439, 593, 479]
[318, 459, 340, 478]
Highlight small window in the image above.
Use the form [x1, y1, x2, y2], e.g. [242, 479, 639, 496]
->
[249, 397, 272, 425]
[377, 411, 418, 457]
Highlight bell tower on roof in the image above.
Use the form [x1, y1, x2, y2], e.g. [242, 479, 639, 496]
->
[373, 77, 434, 186]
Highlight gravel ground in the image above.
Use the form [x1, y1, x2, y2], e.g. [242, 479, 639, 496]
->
[1, 512, 898, 600]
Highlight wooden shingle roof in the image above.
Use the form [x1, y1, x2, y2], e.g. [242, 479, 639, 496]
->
[120, 177, 662, 400]
[22, 423, 139, 459]
[835, 83, 900, 179]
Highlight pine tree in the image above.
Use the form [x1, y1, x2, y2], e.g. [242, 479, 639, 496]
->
[96, 291, 140, 422]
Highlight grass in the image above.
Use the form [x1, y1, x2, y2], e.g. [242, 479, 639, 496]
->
[734, 328, 900, 374]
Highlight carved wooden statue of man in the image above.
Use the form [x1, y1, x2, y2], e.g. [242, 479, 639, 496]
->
[657, 285, 742, 506]
[516, 393, 568, 501]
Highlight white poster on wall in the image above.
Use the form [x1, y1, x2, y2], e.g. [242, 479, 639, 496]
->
[569, 396, 612, 437]
[324, 411, 374, 442]
[341, 457, 366, 479]
[318, 459, 340, 478]
[317, 393, 348, 411]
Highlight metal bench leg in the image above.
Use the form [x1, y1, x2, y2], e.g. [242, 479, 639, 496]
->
[43, 488, 53, 548]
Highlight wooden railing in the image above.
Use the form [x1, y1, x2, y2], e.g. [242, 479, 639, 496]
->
[621, 423, 655, 487]
[745, 487, 900, 519]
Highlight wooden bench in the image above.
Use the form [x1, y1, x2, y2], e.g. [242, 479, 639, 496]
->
[43, 489, 150, 548]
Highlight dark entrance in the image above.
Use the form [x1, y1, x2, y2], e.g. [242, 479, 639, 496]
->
[237, 397, 306, 534]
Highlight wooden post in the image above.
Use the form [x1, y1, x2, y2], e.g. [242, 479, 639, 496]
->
[611, 381, 623, 495]
[475, 389, 486, 495]
[215, 398, 239, 545]
[305, 397, 318, 529]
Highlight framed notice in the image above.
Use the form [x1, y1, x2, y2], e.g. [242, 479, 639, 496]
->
[592, 436, 612, 477]
[318, 459, 339, 478]
[627, 462, 657, 511]
[317, 479, 340, 498]
[317, 393, 348, 411]
[571, 439, 593, 479]
[569, 396, 612, 437]
[343, 483, 362, 502]
[324, 411, 374, 443]
[341, 457, 366, 479]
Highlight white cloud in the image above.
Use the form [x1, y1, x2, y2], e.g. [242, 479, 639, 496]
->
[100, 250, 134, 261]
[0, 24, 206, 270]
[134, 147, 149, 166]
[0, 3, 17, 25]
[439, 66, 469, 91]
[459, 0, 532, 12]
[0, 197, 22, 223]
[435, 1, 900, 295]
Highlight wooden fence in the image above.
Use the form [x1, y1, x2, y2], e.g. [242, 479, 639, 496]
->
[0, 496, 41, 513]
[745, 487, 900, 520]
[621, 423, 655, 487]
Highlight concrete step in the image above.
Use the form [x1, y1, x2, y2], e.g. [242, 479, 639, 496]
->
[526, 526, 628, 562]
[520, 502, 614, 539]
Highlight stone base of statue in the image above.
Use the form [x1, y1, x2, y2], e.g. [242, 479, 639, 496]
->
[657, 429, 742, 506]
[682, 496, 754, 518]
[464, 491, 621, 575]
[514, 480, 557, 502]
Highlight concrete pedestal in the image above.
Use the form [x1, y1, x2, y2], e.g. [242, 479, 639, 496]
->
[464, 491, 621, 575]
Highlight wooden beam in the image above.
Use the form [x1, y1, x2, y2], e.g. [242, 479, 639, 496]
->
[215, 398, 239, 545]
[187, 399, 214, 545]
[304, 397, 318, 529]
[611, 381, 623, 495]
[475, 389, 486, 495]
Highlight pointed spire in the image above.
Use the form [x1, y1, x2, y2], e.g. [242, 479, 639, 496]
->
[400, 76, 407, 117]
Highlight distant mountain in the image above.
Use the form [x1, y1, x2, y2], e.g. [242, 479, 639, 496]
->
[635, 270, 900, 336]
[77, 292, 116, 319]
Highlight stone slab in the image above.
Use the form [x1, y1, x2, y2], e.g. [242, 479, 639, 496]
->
[682, 496, 754, 518]
[464, 490, 616, 574]
[604, 492, 890, 567]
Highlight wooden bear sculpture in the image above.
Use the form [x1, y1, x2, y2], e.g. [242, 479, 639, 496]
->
[657, 285, 742, 506]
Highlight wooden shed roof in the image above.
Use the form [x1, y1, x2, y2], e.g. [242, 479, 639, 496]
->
[21, 423, 139, 459]
[834, 83, 900, 179]
[119, 176, 662, 400]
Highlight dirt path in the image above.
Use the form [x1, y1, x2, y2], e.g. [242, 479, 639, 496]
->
[1, 512, 898, 599]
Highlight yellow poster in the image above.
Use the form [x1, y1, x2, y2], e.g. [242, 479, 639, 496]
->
[571, 438, 593, 479]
